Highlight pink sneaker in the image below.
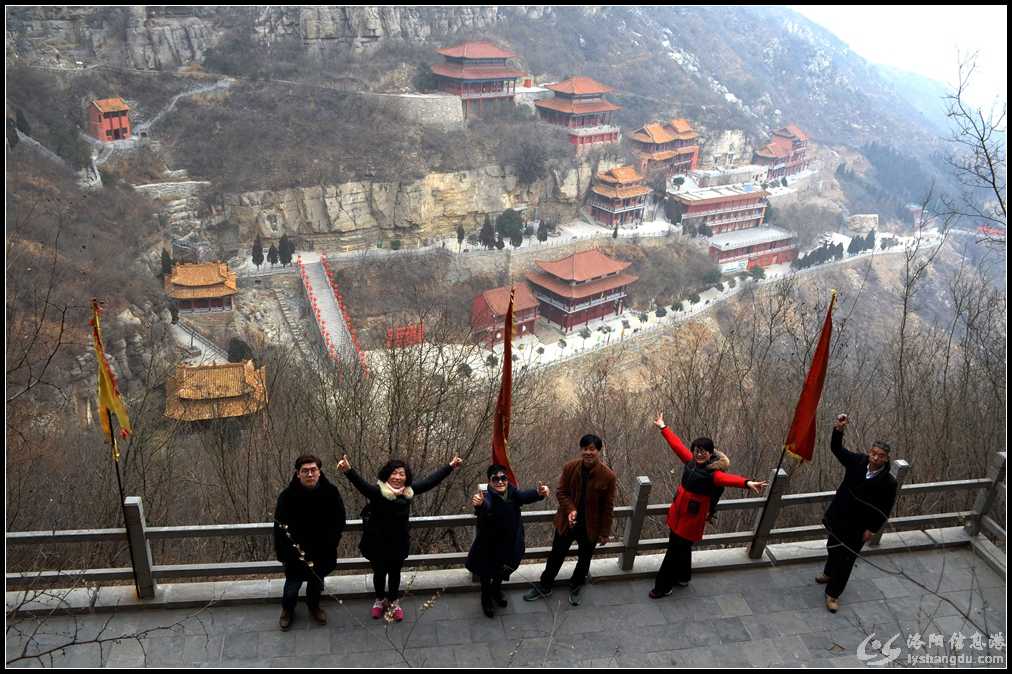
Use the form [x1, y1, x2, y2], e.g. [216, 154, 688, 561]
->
[371, 599, 386, 619]
[390, 601, 404, 622]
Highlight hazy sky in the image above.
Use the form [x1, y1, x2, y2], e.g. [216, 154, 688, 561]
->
[790, 5, 1007, 107]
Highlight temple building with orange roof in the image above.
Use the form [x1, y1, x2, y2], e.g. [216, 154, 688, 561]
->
[164, 262, 238, 314]
[752, 124, 810, 182]
[589, 165, 651, 228]
[164, 360, 268, 422]
[627, 118, 700, 177]
[87, 97, 131, 142]
[525, 248, 638, 332]
[534, 76, 621, 151]
[431, 41, 524, 119]
[470, 284, 540, 346]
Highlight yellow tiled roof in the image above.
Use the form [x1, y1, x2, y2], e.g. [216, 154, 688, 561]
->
[165, 262, 238, 300]
[165, 361, 268, 421]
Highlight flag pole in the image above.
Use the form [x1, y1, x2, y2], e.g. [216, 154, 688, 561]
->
[107, 408, 142, 598]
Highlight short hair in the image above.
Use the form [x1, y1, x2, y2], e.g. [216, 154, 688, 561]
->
[487, 464, 509, 479]
[378, 459, 413, 486]
[295, 454, 322, 472]
[579, 434, 603, 451]
[871, 440, 892, 454]
[690, 437, 715, 454]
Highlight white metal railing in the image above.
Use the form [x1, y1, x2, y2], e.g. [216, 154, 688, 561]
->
[713, 243, 798, 263]
[591, 200, 647, 214]
[534, 290, 627, 313]
[567, 124, 620, 137]
[680, 201, 768, 220]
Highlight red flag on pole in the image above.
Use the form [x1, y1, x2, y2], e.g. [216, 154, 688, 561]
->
[783, 290, 837, 462]
[491, 287, 518, 486]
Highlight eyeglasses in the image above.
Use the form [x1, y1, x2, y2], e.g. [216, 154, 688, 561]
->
[692, 447, 711, 454]
[299, 467, 320, 475]
[490, 475, 508, 483]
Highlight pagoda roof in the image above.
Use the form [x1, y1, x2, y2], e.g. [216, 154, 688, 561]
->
[437, 41, 516, 59]
[596, 165, 644, 185]
[775, 124, 809, 142]
[534, 248, 631, 282]
[635, 147, 699, 162]
[535, 98, 621, 115]
[670, 184, 767, 205]
[628, 119, 698, 145]
[478, 284, 540, 317]
[545, 76, 613, 96]
[165, 361, 268, 421]
[165, 262, 238, 300]
[754, 135, 795, 159]
[431, 63, 524, 81]
[591, 184, 652, 200]
[92, 98, 129, 113]
[526, 270, 639, 300]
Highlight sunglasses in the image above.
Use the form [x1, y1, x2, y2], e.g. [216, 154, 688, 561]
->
[490, 474, 509, 483]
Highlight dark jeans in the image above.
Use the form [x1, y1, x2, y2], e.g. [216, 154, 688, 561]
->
[372, 560, 404, 601]
[653, 532, 693, 593]
[540, 526, 597, 589]
[281, 561, 334, 612]
[824, 529, 865, 599]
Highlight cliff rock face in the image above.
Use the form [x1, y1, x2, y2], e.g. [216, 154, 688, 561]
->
[6, 6, 554, 69]
[222, 158, 608, 250]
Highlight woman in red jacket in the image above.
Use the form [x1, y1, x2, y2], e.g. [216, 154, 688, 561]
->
[649, 413, 767, 598]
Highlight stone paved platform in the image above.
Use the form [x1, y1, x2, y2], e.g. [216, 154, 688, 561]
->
[6, 548, 1006, 668]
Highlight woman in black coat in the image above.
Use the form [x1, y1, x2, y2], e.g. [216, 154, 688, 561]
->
[337, 453, 462, 621]
[466, 464, 550, 618]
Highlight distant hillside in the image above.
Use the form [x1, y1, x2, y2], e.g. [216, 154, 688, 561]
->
[875, 64, 953, 135]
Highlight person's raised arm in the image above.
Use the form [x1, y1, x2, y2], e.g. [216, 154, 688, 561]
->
[830, 414, 862, 468]
[338, 455, 381, 499]
[655, 413, 693, 464]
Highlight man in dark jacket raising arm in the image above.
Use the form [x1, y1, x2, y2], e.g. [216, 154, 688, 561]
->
[819, 414, 897, 613]
[274, 454, 346, 630]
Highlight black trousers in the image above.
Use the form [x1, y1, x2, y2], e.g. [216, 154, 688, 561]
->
[540, 526, 597, 589]
[281, 561, 334, 612]
[479, 576, 504, 604]
[653, 532, 693, 593]
[824, 529, 865, 599]
[372, 559, 404, 601]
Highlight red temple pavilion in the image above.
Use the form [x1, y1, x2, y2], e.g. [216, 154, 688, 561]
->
[88, 98, 132, 142]
[589, 166, 651, 228]
[431, 41, 524, 119]
[535, 76, 621, 151]
[628, 118, 700, 177]
[470, 284, 540, 346]
[753, 124, 810, 182]
[525, 249, 638, 332]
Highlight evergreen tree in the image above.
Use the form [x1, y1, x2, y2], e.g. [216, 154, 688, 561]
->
[479, 215, 496, 250]
[227, 337, 253, 363]
[612, 224, 619, 239]
[279, 234, 293, 266]
[6, 118, 18, 149]
[509, 228, 523, 248]
[15, 108, 30, 136]
[495, 209, 524, 244]
[537, 220, 549, 243]
[267, 244, 279, 267]
[456, 223, 465, 251]
[160, 249, 174, 277]
[494, 232, 505, 250]
[252, 235, 264, 269]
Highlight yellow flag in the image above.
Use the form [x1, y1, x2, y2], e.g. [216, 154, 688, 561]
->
[90, 299, 131, 454]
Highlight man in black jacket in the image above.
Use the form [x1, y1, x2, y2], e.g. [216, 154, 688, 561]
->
[819, 414, 897, 613]
[274, 454, 346, 630]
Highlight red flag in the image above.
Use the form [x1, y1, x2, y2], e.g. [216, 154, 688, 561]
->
[491, 287, 518, 486]
[784, 291, 837, 462]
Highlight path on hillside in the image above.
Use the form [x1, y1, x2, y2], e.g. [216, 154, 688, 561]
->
[302, 261, 356, 362]
[135, 78, 234, 135]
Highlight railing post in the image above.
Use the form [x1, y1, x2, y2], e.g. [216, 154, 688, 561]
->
[123, 496, 157, 599]
[619, 476, 652, 571]
[470, 482, 486, 583]
[748, 467, 789, 560]
[870, 459, 909, 546]
[965, 452, 1007, 537]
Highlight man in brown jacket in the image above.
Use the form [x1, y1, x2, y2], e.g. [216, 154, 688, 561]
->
[523, 434, 617, 606]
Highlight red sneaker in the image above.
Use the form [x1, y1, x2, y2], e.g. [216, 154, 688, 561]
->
[371, 599, 386, 619]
